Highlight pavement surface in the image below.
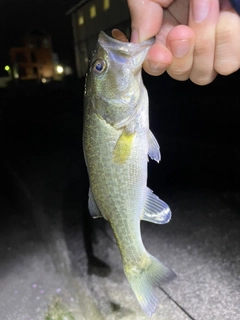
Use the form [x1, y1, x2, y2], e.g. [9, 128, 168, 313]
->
[0, 77, 240, 319]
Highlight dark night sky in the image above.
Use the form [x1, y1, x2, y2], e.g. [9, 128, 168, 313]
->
[0, 0, 78, 75]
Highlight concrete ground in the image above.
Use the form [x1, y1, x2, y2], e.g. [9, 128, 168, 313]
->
[0, 78, 240, 319]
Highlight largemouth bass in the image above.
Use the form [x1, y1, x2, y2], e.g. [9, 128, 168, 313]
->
[83, 31, 176, 316]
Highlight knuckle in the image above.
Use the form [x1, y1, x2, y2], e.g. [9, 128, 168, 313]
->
[193, 32, 215, 58]
[167, 65, 191, 80]
[216, 27, 232, 45]
[190, 73, 217, 86]
[167, 72, 189, 81]
[215, 16, 237, 45]
[194, 41, 213, 58]
[214, 59, 239, 76]
[214, 37, 240, 75]
[214, 14, 240, 75]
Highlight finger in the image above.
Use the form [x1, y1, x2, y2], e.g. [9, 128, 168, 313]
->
[112, 29, 129, 42]
[189, 0, 219, 85]
[127, 0, 174, 43]
[214, 1, 240, 75]
[142, 7, 179, 76]
[143, 42, 173, 75]
[166, 25, 195, 81]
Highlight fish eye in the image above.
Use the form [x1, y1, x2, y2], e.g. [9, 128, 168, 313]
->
[92, 59, 106, 74]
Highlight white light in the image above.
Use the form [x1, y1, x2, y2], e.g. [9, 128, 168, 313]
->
[64, 66, 72, 75]
[56, 65, 64, 74]
[42, 78, 47, 83]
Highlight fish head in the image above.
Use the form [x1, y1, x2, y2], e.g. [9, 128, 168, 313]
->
[85, 31, 154, 128]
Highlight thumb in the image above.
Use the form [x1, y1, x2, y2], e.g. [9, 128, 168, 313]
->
[128, 0, 163, 43]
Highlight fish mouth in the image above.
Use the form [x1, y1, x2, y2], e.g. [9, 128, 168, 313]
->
[92, 31, 151, 129]
[98, 31, 154, 59]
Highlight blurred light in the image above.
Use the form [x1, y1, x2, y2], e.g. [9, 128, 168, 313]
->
[78, 15, 84, 25]
[103, 0, 110, 10]
[41, 78, 47, 83]
[5, 65, 10, 71]
[90, 5, 96, 18]
[64, 66, 72, 76]
[13, 71, 19, 79]
[56, 65, 64, 74]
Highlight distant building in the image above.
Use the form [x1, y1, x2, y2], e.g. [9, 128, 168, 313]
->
[10, 28, 55, 82]
[0, 76, 11, 88]
[67, 0, 130, 78]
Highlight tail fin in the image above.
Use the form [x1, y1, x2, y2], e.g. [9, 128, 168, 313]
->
[124, 255, 176, 317]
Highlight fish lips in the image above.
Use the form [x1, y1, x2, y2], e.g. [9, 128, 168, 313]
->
[98, 31, 154, 69]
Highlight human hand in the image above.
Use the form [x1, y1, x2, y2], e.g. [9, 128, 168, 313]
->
[127, 0, 240, 85]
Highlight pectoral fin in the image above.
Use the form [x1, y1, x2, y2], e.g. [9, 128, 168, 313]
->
[113, 129, 136, 164]
[142, 187, 171, 224]
[148, 130, 161, 163]
[88, 188, 102, 218]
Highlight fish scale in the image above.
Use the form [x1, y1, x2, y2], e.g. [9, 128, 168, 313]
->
[83, 30, 176, 316]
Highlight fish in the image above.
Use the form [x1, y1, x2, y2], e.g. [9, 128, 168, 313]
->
[82, 30, 176, 316]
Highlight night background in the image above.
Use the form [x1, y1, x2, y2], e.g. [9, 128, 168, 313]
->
[0, 0, 76, 75]
[0, 1, 240, 320]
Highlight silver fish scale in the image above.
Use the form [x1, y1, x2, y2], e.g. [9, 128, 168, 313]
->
[84, 107, 148, 265]
[83, 32, 175, 317]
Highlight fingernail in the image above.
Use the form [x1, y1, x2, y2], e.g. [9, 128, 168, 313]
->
[193, 0, 210, 23]
[130, 29, 139, 43]
[170, 39, 191, 58]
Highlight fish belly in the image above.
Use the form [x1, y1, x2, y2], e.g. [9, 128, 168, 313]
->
[84, 110, 148, 224]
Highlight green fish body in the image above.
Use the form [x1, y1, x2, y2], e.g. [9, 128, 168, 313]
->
[83, 31, 175, 316]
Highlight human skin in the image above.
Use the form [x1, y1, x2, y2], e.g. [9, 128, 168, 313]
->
[126, 0, 240, 85]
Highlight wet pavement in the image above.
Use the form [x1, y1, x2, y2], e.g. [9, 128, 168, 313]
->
[0, 76, 240, 319]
